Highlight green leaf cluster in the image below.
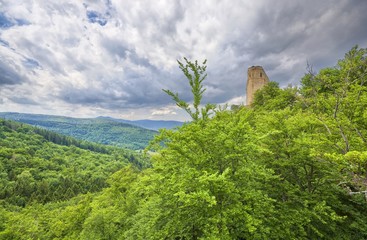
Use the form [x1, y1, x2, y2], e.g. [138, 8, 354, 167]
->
[163, 58, 215, 121]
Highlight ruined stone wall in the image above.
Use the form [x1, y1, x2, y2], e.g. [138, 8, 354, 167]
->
[246, 66, 269, 105]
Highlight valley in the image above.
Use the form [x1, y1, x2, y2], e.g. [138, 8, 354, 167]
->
[0, 112, 183, 150]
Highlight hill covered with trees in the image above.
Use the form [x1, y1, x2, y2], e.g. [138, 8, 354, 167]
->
[1, 46, 367, 239]
[0, 113, 158, 150]
[0, 120, 148, 207]
[96, 116, 184, 131]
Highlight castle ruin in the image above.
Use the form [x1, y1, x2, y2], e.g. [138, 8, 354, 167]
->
[246, 66, 269, 105]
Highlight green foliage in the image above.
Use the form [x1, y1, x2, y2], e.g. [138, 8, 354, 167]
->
[163, 58, 216, 121]
[2, 47, 367, 239]
[0, 119, 147, 207]
[140, 111, 278, 239]
[252, 81, 299, 110]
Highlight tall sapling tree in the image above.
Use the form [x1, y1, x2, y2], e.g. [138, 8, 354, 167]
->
[163, 58, 215, 121]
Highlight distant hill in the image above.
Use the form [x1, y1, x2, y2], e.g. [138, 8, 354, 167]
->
[0, 112, 158, 150]
[96, 116, 184, 131]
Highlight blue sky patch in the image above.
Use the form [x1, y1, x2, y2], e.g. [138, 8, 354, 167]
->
[0, 12, 30, 29]
[0, 38, 9, 47]
[0, 12, 14, 28]
[86, 10, 107, 26]
[15, 18, 30, 26]
[23, 58, 40, 69]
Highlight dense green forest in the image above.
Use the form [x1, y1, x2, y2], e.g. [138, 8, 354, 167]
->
[0, 113, 158, 150]
[1, 46, 367, 239]
[97, 116, 184, 131]
[0, 120, 148, 221]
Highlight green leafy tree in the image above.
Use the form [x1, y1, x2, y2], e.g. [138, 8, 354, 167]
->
[163, 58, 216, 121]
[129, 109, 278, 239]
[300, 46, 367, 154]
[252, 81, 299, 110]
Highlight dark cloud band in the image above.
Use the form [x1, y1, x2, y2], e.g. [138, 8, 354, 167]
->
[0, 62, 25, 85]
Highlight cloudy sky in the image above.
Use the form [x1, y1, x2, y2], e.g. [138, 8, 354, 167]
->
[0, 0, 366, 121]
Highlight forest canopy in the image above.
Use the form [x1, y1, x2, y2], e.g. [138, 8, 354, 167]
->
[1, 46, 367, 239]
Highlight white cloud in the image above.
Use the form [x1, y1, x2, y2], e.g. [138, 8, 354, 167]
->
[151, 107, 177, 116]
[223, 96, 246, 106]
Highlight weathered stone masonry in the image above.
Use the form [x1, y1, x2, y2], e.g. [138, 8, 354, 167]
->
[246, 66, 269, 105]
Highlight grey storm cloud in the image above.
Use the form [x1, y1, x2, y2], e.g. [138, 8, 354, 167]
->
[59, 69, 174, 109]
[246, 0, 367, 65]
[101, 37, 130, 59]
[0, 61, 25, 85]
[100, 37, 155, 70]
[8, 96, 38, 105]
[0, 0, 366, 120]
[16, 38, 66, 76]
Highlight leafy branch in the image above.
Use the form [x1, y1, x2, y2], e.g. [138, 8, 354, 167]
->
[163, 58, 215, 121]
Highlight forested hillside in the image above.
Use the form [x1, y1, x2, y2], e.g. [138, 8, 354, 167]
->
[0, 120, 148, 207]
[96, 116, 184, 131]
[1, 47, 367, 239]
[0, 113, 157, 150]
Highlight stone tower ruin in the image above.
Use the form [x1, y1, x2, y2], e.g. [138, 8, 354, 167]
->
[246, 66, 269, 105]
